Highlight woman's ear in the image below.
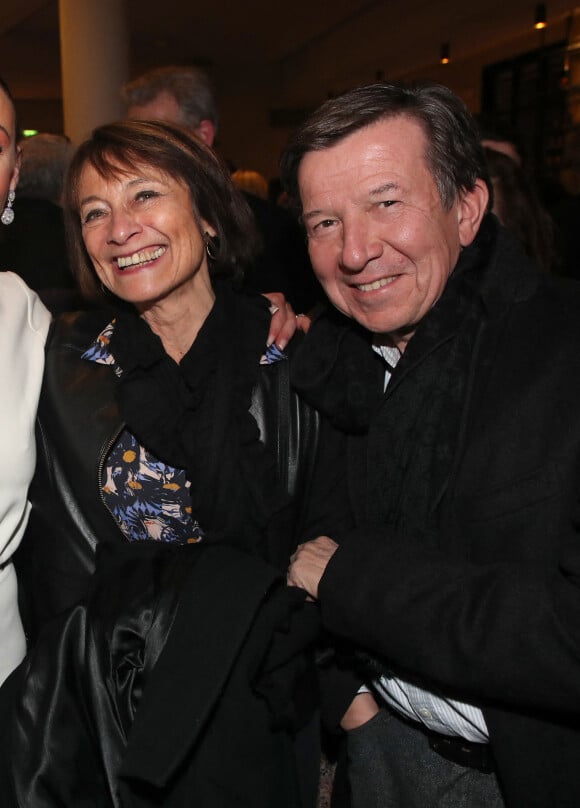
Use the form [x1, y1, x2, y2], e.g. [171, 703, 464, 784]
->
[201, 219, 217, 239]
[457, 179, 489, 247]
[10, 146, 21, 191]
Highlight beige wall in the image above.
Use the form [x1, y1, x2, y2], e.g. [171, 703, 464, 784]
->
[214, 15, 571, 180]
[4, 5, 573, 179]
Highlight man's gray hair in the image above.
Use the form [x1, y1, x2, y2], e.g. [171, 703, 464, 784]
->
[280, 81, 492, 214]
[121, 65, 218, 131]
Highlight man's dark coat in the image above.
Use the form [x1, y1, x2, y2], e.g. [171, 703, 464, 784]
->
[294, 217, 580, 807]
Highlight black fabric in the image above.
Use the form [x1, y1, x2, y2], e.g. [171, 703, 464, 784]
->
[3, 541, 320, 808]
[17, 287, 322, 643]
[109, 284, 288, 548]
[10, 286, 325, 807]
[290, 308, 383, 433]
[240, 191, 322, 313]
[364, 234, 488, 540]
[293, 217, 580, 806]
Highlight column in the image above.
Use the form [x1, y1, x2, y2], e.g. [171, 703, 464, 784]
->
[58, 0, 129, 144]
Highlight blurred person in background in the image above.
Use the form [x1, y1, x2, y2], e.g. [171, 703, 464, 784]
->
[232, 167, 269, 200]
[0, 133, 80, 309]
[484, 146, 558, 272]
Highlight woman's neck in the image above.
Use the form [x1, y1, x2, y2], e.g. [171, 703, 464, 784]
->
[139, 282, 216, 363]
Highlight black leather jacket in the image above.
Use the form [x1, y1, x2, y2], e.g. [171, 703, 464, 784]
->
[6, 540, 319, 808]
[16, 307, 320, 642]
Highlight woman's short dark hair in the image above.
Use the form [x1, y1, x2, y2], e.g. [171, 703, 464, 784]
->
[64, 119, 258, 301]
[280, 81, 492, 214]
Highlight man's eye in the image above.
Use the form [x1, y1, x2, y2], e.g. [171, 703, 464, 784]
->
[378, 200, 397, 208]
[314, 219, 336, 230]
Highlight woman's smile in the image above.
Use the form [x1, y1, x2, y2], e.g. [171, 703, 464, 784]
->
[115, 245, 167, 270]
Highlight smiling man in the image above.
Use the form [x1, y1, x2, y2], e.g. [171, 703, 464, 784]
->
[282, 82, 580, 808]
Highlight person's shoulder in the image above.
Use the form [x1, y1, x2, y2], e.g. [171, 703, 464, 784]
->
[0, 270, 51, 339]
[49, 307, 112, 352]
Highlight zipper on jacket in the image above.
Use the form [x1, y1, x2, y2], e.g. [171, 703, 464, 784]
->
[97, 423, 126, 530]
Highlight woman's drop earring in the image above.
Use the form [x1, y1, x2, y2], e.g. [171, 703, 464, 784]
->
[1, 190, 15, 225]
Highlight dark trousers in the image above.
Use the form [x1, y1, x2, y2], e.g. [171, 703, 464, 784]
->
[333, 708, 505, 808]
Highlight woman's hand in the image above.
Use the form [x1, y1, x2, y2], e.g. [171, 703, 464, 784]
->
[340, 692, 381, 731]
[262, 292, 297, 350]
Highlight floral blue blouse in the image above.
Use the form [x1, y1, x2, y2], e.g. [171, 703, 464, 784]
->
[83, 320, 285, 545]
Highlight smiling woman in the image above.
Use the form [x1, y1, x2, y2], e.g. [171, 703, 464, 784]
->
[6, 120, 322, 807]
[77, 162, 215, 358]
[0, 76, 51, 689]
[65, 120, 260, 359]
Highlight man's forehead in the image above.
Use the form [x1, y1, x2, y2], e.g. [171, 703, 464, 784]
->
[298, 116, 430, 194]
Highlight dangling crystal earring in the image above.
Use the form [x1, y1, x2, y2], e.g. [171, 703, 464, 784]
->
[1, 190, 15, 226]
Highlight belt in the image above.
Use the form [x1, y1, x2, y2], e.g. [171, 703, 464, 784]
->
[426, 731, 495, 774]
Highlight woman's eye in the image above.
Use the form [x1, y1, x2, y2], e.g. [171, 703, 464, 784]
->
[82, 208, 105, 224]
[136, 189, 160, 202]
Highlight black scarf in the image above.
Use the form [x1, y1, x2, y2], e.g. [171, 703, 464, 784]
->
[292, 218, 497, 543]
[107, 284, 291, 552]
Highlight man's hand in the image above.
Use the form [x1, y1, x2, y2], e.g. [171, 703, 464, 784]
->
[262, 292, 296, 350]
[287, 536, 338, 599]
[340, 692, 381, 731]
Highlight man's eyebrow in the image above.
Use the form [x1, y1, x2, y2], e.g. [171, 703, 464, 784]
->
[301, 208, 329, 223]
[368, 182, 399, 197]
[301, 181, 401, 222]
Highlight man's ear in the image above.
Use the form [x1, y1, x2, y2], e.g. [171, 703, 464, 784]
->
[195, 119, 216, 147]
[457, 179, 489, 247]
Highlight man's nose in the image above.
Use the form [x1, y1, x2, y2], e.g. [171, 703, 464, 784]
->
[340, 219, 382, 272]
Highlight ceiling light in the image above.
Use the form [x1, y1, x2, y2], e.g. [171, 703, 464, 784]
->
[534, 4, 547, 30]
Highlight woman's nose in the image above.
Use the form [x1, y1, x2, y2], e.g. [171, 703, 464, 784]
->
[107, 208, 141, 244]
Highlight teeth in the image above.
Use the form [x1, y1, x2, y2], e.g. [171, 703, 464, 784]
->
[357, 277, 396, 292]
[117, 246, 165, 269]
